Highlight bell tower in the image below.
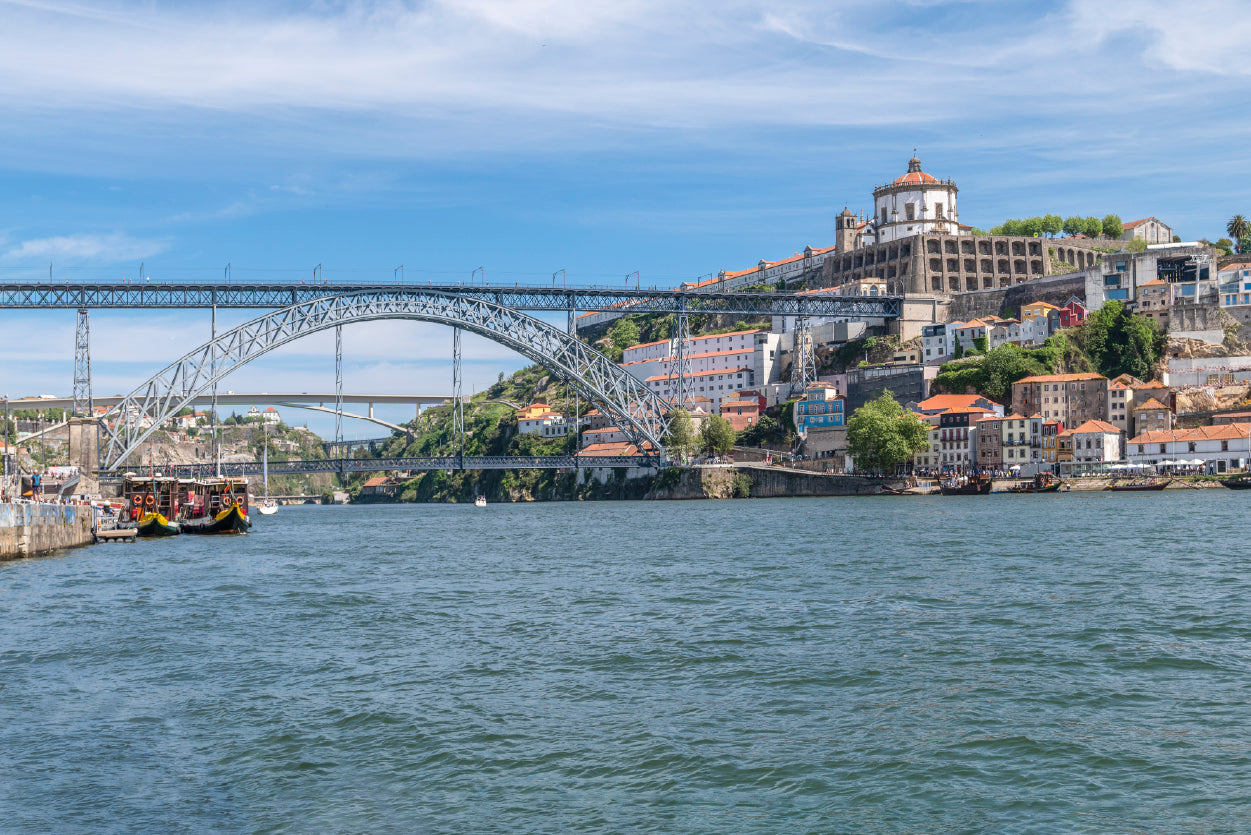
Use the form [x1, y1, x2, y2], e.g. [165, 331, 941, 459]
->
[836, 206, 859, 252]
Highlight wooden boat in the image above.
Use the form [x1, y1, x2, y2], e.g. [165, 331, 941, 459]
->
[122, 475, 184, 528]
[178, 476, 252, 534]
[1223, 475, 1251, 490]
[1006, 473, 1062, 493]
[136, 511, 180, 537]
[939, 474, 993, 495]
[1106, 479, 1171, 491]
[181, 503, 251, 535]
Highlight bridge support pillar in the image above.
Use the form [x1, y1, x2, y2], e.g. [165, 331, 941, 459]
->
[67, 417, 99, 495]
[72, 309, 93, 417]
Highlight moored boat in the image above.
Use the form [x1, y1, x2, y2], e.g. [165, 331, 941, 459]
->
[1006, 473, 1062, 493]
[181, 503, 251, 535]
[178, 476, 252, 534]
[1107, 479, 1171, 491]
[136, 511, 180, 537]
[939, 474, 993, 495]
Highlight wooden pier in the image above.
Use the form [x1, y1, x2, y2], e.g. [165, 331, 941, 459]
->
[94, 528, 137, 544]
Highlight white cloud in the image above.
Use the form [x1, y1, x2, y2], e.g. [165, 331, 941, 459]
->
[5, 232, 169, 262]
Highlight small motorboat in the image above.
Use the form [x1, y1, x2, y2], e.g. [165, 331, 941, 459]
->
[474, 495, 487, 507]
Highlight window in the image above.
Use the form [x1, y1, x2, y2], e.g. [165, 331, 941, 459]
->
[1188, 442, 1196, 452]
[935, 202, 944, 218]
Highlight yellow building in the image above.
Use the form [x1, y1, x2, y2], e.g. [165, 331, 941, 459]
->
[516, 402, 553, 421]
[1020, 301, 1059, 322]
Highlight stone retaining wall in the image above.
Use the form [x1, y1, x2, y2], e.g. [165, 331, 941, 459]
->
[0, 503, 94, 560]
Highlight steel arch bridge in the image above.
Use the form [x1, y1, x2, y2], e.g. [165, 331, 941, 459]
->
[98, 290, 669, 472]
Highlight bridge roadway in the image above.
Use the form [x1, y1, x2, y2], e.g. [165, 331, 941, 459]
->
[0, 281, 902, 318]
[7, 392, 453, 411]
[99, 455, 654, 479]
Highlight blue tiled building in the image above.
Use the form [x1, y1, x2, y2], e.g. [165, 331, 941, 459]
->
[795, 383, 845, 437]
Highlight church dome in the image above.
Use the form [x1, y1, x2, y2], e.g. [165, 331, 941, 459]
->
[893, 156, 938, 186]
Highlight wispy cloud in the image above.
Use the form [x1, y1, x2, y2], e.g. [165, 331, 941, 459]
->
[0, 0, 1240, 133]
[4, 232, 169, 262]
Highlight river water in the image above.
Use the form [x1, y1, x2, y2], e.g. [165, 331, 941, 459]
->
[2, 493, 1250, 833]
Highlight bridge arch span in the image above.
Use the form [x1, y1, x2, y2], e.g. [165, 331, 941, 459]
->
[99, 290, 669, 470]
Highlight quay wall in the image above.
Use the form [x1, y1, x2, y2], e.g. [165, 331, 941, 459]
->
[647, 464, 891, 500]
[0, 503, 94, 560]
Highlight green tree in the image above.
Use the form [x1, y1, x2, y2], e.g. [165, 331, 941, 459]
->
[664, 409, 698, 461]
[1227, 215, 1249, 250]
[953, 339, 964, 360]
[609, 317, 640, 350]
[1042, 214, 1063, 237]
[1021, 216, 1045, 237]
[699, 413, 736, 456]
[1084, 216, 1104, 238]
[846, 392, 929, 474]
[1075, 300, 1166, 380]
[1127, 239, 1148, 253]
[965, 226, 988, 236]
[1215, 237, 1235, 256]
[1101, 214, 1124, 239]
[737, 414, 781, 447]
[1063, 216, 1084, 237]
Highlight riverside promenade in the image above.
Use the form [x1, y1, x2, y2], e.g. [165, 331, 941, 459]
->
[0, 502, 94, 560]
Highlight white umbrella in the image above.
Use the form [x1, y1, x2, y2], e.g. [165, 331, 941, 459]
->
[1009, 464, 1021, 471]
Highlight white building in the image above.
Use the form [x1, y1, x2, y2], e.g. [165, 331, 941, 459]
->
[1127, 423, 1251, 472]
[921, 323, 952, 364]
[1070, 420, 1122, 464]
[261, 406, 281, 425]
[1120, 217, 1174, 245]
[1219, 265, 1251, 308]
[518, 411, 569, 438]
[622, 329, 783, 411]
[865, 156, 961, 245]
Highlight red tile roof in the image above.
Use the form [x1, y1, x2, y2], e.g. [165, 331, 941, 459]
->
[1071, 420, 1119, 434]
[1130, 423, 1251, 444]
[1134, 398, 1170, 412]
[1015, 373, 1106, 384]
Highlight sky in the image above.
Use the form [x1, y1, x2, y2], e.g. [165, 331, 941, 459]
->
[1, 0, 1249, 437]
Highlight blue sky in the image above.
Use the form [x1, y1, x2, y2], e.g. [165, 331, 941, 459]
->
[1, 0, 1249, 436]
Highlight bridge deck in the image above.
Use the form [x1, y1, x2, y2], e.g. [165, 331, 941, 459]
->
[0, 282, 902, 317]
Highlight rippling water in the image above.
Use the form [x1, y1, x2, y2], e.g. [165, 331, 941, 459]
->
[3, 493, 1251, 833]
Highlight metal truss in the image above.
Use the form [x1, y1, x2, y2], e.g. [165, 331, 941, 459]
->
[103, 455, 656, 479]
[790, 317, 817, 397]
[668, 312, 692, 407]
[0, 281, 902, 318]
[97, 290, 673, 471]
[72, 308, 92, 416]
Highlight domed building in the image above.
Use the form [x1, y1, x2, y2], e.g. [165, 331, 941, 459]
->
[868, 156, 960, 245]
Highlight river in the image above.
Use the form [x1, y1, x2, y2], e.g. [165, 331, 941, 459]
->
[2, 493, 1250, 833]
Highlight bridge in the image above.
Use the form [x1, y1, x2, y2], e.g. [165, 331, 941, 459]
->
[101, 455, 646, 479]
[2, 278, 902, 476]
[0, 280, 903, 318]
